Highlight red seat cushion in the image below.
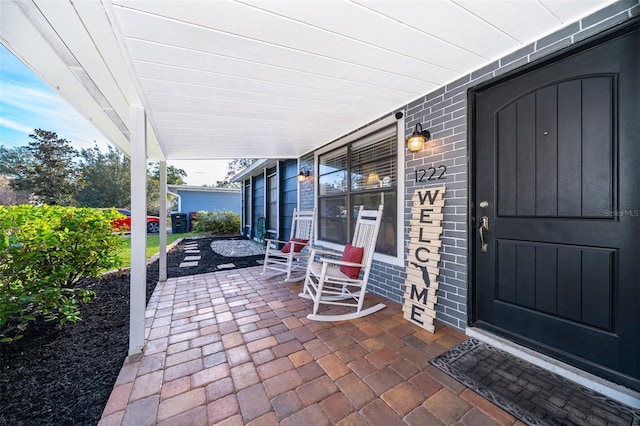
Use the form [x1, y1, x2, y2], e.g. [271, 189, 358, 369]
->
[281, 238, 308, 253]
[340, 244, 364, 278]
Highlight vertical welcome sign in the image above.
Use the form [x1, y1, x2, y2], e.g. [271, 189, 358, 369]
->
[403, 186, 445, 333]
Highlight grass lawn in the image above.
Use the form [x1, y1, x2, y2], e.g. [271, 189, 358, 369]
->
[115, 232, 198, 269]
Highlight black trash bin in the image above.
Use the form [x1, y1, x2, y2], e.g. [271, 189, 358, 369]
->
[171, 213, 187, 234]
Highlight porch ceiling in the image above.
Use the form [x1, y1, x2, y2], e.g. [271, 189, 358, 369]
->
[1, 0, 614, 161]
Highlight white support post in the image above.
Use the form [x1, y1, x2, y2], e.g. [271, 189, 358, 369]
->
[129, 106, 147, 355]
[159, 160, 167, 282]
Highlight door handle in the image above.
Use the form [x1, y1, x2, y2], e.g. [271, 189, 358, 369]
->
[478, 216, 489, 253]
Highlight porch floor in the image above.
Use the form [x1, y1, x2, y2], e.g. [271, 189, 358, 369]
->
[98, 266, 522, 425]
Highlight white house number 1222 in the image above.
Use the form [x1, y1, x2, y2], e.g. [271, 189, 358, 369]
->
[414, 165, 447, 182]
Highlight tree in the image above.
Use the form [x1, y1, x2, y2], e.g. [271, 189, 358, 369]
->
[146, 162, 187, 215]
[0, 175, 31, 205]
[216, 158, 256, 188]
[9, 129, 78, 205]
[76, 144, 131, 208]
[0, 145, 33, 177]
[148, 162, 187, 185]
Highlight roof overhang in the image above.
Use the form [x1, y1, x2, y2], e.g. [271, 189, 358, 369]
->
[1, 0, 616, 161]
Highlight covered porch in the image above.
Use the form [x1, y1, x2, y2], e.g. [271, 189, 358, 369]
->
[99, 266, 513, 426]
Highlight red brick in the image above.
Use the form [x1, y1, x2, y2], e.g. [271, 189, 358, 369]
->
[304, 338, 331, 359]
[242, 328, 271, 343]
[102, 382, 133, 417]
[272, 340, 304, 358]
[156, 405, 207, 426]
[237, 384, 271, 423]
[336, 373, 375, 410]
[425, 365, 467, 394]
[389, 359, 420, 380]
[381, 382, 424, 416]
[231, 362, 260, 390]
[423, 388, 471, 424]
[222, 331, 244, 349]
[319, 393, 354, 424]
[130, 371, 163, 401]
[460, 407, 504, 425]
[205, 377, 235, 402]
[161, 377, 190, 401]
[206, 394, 239, 424]
[257, 357, 294, 380]
[280, 404, 330, 426]
[163, 358, 203, 382]
[365, 347, 399, 369]
[409, 372, 443, 397]
[317, 354, 350, 381]
[336, 412, 368, 426]
[263, 370, 303, 398]
[348, 358, 377, 378]
[247, 336, 278, 353]
[325, 334, 355, 351]
[297, 361, 325, 382]
[252, 348, 275, 366]
[404, 406, 445, 425]
[191, 364, 229, 388]
[157, 388, 206, 421]
[360, 399, 404, 426]
[296, 376, 338, 406]
[363, 366, 403, 395]
[292, 325, 316, 343]
[227, 345, 251, 367]
[460, 389, 516, 426]
[121, 395, 160, 425]
[289, 349, 313, 367]
[246, 412, 279, 426]
[271, 390, 304, 420]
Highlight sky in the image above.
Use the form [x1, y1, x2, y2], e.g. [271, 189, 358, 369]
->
[0, 44, 228, 186]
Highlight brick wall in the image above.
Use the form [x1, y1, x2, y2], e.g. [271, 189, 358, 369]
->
[300, 1, 639, 331]
[401, 1, 639, 330]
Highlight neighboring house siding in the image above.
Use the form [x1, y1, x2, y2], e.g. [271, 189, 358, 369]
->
[178, 191, 241, 215]
[280, 160, 298, 241]
[253, 175, 265, 237]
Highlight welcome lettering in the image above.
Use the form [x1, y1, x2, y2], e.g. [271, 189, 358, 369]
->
[403, 186, 445, 333]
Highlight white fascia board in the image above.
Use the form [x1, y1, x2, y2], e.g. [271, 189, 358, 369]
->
[0, 0, 131, 156]
[230, 159, 274, 182]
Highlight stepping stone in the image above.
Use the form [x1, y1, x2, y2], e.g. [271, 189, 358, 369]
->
[217, 263, 235, 269]
[179, 261, 199, 268]
[183, 256, 201, 261]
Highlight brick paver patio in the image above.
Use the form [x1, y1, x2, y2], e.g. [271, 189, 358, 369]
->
[99, 266, 523, 425]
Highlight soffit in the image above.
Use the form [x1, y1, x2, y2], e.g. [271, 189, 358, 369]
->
[1, 0, 615, 160]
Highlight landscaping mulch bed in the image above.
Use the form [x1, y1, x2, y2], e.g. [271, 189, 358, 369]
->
[0, 235, 264, 426]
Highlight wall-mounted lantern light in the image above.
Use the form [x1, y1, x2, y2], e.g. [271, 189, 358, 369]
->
[298, 170, 310, 182]
[406, 123, 431, 152]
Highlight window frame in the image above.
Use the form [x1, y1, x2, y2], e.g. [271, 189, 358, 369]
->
[314, 113, 405, 267]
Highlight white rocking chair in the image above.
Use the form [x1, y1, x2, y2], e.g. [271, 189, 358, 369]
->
[262, 208, 315, 281]
[300, 205, 385, 321]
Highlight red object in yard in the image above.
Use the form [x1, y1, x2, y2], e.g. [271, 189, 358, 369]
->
[111, 209, 161, 233]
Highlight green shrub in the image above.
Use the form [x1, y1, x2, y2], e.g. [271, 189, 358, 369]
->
[0, 205, 123, 342]
[192, 210, 240, 235]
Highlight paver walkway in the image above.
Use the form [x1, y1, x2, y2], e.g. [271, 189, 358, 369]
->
[99, 266, 523, 425]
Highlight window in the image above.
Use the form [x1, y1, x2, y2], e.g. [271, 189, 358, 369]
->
[318, 127, 397, 256]
[266, 169, 277, 236]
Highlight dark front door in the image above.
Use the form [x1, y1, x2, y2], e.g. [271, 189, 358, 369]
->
[472, 24, 639, 391]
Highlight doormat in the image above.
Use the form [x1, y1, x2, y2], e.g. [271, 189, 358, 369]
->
[430, 338, 640, 426]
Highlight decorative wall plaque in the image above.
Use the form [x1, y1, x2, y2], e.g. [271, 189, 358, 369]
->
[403, 186, 445, 333]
